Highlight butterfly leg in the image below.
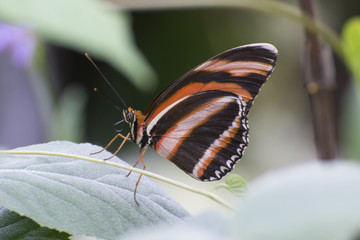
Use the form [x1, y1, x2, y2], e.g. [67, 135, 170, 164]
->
[90, 132, 130, 158]
[126, 147, 148, 177]
[103, 133, 131, 160]
[133, 150, 147, 206]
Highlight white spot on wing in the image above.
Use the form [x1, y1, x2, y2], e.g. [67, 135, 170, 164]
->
[220, 166, 229, 173]
[215, 170, 222, 179]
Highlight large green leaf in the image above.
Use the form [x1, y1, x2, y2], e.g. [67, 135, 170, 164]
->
[0, 141, 188, 239]
[233, 161, 360, 240]
[0, 0, 156, 91]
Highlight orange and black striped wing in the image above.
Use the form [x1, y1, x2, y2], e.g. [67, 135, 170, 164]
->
[144, 43, 277, 181]
[150, 90, 249, 180]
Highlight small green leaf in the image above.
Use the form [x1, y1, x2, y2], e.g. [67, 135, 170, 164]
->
[0, 0, 156, 91]
[0, 141, 188, 239]
[223, 174, 248, 196]
[0, 206, 70, 240]
[342, 16, 360, 87]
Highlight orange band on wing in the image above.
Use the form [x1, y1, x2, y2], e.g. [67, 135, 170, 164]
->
[146, 82, 251, 124]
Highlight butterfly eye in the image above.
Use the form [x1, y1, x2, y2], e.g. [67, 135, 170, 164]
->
[123, 109, 135, 123]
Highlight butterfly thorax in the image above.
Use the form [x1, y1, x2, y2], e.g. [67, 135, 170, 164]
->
[123, 107, 150, 151]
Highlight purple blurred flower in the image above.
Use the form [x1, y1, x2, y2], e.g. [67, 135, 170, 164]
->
[0, 23, 36, 68]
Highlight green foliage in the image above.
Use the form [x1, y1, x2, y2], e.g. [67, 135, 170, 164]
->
[0, 206, 70, 240]
[342, 16, 360, 88]
[341, 16, 360, 160]
[0, 142, 188, 239]
[0, 0, 156, 91]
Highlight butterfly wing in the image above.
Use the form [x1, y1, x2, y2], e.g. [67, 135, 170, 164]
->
[144, 43, 278, 181]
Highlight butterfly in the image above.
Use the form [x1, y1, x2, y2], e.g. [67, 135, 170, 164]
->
[91, 43, 277, 204]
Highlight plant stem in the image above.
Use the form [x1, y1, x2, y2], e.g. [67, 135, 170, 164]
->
[300, 0, 338, 159]
[0, 149, 233, 209]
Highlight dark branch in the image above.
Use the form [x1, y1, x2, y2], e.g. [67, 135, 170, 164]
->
[300, 0, 338, 159]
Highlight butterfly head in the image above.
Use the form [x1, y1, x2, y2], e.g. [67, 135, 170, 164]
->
[123, 107, 136, 124]
[123, 107, 147, 146]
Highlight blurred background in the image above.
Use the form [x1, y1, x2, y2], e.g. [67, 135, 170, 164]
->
[0, 0, 359, 213]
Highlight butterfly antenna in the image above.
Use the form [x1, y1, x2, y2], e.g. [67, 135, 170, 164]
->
[85, 53, 127, 109]
[93, 88, 122, 111]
